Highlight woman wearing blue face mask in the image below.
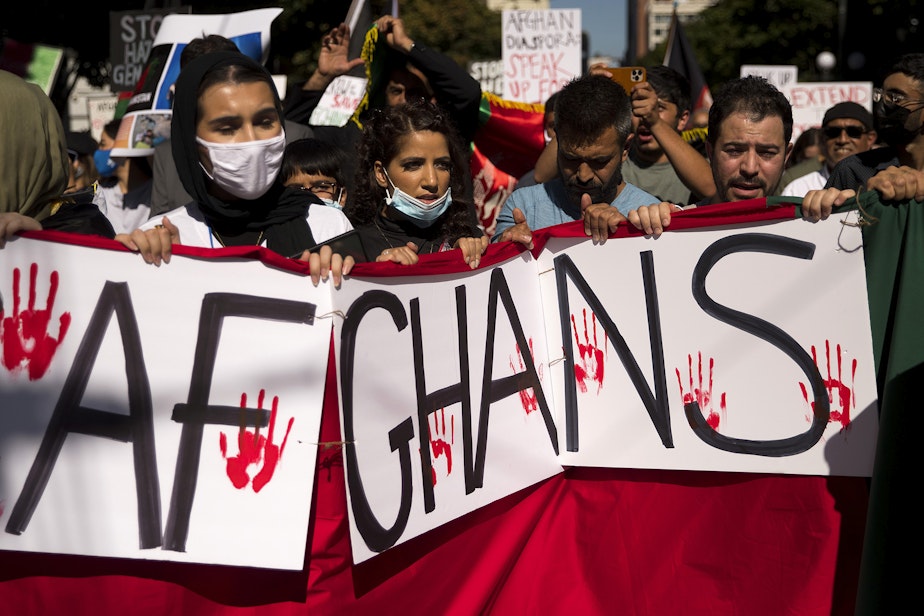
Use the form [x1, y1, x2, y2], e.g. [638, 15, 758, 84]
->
[117, 52, 354, 285]
[344, 99, 487, 268]
[93, 118, 153, 235]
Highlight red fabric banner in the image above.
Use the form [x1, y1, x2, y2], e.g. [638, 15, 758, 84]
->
[0, 203, 868, 614]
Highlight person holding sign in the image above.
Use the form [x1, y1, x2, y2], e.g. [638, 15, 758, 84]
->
[343, 99, 487, 268]
[629, 76, 794, 234]
[117, 52, 354, 285]
[492, 74, 660, 246]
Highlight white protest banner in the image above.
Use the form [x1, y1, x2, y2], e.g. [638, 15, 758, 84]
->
[328, 204, 879, 564]
[537, 210, 878, 475]
[110, 8, 281, 158]
[331, 254, 563, 563]
[740, 64, 798, 91]
[782, 81, 873, 141]
[0, 236, 331, 569]
[309, 75, 369, 127]
[502, 9, 581, 103]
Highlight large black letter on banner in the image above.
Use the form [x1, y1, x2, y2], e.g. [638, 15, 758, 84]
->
[469, 268, 558, 493]
[690, 233, 829, 456]
[339, 290, 414, 553]
[554, 252, 672, 452]
[162, 293, 316, 552]
[5, 281, 161, 548]
[410, 286, 472, 514]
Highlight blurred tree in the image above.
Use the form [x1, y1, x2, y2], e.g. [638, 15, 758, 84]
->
[684, 0, 838, 90]
[635, 0, 923, 95]
[397, 0, 501, 68]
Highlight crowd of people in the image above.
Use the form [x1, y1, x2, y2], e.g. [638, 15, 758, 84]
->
[4, 18, 923, 270]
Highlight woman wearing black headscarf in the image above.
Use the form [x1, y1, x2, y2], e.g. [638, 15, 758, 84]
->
[118, 51, 353, 284]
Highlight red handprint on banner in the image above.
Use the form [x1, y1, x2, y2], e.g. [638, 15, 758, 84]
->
[219, 390, 294, 493]
[1, 263, 71, 380]
[676, 352, 727, 431]
[799, 340, 855, 431]
[427, 408, 454, 486]
[571, 308, 606, 394]
[509, 338, 544, 415]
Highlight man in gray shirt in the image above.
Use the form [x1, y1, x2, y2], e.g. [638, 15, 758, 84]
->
[493, 74, 657, 246]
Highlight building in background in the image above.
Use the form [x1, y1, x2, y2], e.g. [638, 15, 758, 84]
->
[628, 0, 716, 62]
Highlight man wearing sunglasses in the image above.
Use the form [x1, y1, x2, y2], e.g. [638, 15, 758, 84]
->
[822, 53, 924, 193]
[780, 102, 877, 197]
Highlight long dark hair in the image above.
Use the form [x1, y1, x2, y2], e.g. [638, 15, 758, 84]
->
[345, 99, 475, 244]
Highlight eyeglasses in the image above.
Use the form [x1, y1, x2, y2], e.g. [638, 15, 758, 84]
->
[823, 125, 867, 140]
[873, 87, 924, 107]
[297, 181, 340, 195]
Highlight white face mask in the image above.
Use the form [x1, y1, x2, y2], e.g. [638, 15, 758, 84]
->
[197, 130, 286, 200]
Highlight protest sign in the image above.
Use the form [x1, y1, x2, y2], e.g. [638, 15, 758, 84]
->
[470, 59, 504, 96]
[502, 9, 581, 103]
[740, 64, 798, 91]
[331, 254, 563, 563]
[782, 81, 873, 140]
[329, 206, 877, 563]
[0, 203, 880, 569]
[309, 75, 369, 127]
[109, 9, 189, 92]
[109, 8, 281, 158]
[537, 211, 877, 475]
[0, 236, 331, 569]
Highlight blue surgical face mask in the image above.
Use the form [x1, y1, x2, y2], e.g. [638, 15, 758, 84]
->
[94, 149, 118, 178]
[383, 171, 452, 227]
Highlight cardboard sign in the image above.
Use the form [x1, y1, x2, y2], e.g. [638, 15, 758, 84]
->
[309, 75, 368, 127]
[502, 9, 582, 103]
[782, 81, 873, 141]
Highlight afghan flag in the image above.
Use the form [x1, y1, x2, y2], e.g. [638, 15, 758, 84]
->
[471, 93, 545, 236]
[663, 11, 712, 111]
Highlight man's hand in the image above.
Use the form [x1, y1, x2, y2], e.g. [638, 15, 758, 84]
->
[801, 188, 857, 222]
[628, 202, 677, 237]
[376, 16, 415, 54]
[497, 208, 534, 250]
[588, 62, 612, 78]
[867, 165, 924, 202]
[630, 82, 662, 129]
[581, 193, 625, 243]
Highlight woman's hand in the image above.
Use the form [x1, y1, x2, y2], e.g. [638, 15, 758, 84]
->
[454, 236, 489, 269]
[0, 213, 41, 248]
[375, 242, 419, 265]
[116, 216, 180, 266]
[297, 244, 354, 287]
